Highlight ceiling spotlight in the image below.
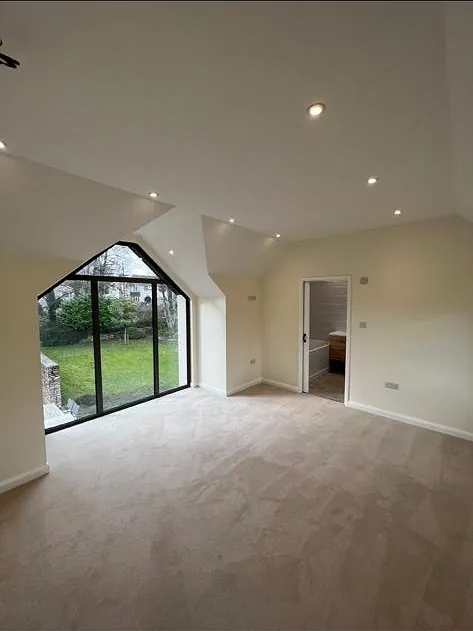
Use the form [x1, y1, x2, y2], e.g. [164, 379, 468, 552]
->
[0, 140, 6, 150]
[393, 209, 402, 216]
[169, 249, 174, 255]
[148, 191, 158, 199]
[229, 217, 235, 224]
[367, 176, 378, 186]
[275, 233, 281, 239]
[307, 102, 325, 118]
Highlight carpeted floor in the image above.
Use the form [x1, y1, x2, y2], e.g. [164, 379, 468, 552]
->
[1, 384, 473, 630]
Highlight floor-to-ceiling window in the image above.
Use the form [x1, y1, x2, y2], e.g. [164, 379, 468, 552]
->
[38, 242, 190, 433]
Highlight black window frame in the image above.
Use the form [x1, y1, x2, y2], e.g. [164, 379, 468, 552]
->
[38, 241, 191, 434]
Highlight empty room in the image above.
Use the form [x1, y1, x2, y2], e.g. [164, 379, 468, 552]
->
[1, 2, 473, 630]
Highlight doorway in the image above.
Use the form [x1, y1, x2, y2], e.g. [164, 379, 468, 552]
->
[300, 276, 351, 404]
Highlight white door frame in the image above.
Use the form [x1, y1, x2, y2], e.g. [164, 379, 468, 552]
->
[298, 275, 352, 405]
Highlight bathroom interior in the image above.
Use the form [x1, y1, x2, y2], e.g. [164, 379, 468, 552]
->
[308, 279, 348, 403]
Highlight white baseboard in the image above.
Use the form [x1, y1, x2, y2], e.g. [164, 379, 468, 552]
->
[347, 401, 473, 443]
[198, 383, 227, 396]
[261, 378, 300, 393]
[0, 464, 50, 495]
[310, 367, 329, 380]
[228, 378, 263, 396]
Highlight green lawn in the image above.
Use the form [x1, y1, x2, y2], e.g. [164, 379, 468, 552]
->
[43, 338, 178, 415]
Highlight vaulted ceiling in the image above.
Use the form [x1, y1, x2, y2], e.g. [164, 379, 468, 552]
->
[1, 1, 472, 246]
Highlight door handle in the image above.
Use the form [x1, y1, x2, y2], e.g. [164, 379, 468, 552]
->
[303, 333, 307, 343]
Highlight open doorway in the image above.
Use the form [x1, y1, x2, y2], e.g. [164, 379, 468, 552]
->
[301, 276, 350, 403]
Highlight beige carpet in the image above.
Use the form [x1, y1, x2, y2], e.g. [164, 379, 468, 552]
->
[1, 384, 473, 630]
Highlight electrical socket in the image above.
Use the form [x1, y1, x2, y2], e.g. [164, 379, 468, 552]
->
[385, 382, 399, 390]
[250, 358, 256, 365]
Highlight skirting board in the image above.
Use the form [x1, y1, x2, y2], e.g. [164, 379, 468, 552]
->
[348, 401, 473, 443]
[262, 378, 300, 393]
[228, 379, 263, 396]
[0, 464, 50, 495]
[198, 383, 227, 396]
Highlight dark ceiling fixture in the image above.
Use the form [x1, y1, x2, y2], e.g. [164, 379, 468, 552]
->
[0, 39, 20, 69]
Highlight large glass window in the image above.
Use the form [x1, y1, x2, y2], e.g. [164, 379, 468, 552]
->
[157, 285, 188, 392]
[38, 243, 190, 432]
[99, 281, 154, 411]
[39, 280, 96, 429]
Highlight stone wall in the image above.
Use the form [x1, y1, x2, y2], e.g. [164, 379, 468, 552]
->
[40, 353, 61, 407]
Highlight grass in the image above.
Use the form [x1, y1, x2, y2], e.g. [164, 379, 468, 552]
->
[43, 338, 179, 415]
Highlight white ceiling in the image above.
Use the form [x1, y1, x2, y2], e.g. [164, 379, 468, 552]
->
[0, 1, 471, 241]
[137, 209, 221, 297]
[0, 153, 169, 260]
[201, 215, 284, 277]
[136, 209, 284, 297]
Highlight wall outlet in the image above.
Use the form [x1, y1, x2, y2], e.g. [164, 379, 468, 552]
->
[359, 321, 367, 328]
[360, 276, 368, 285]
[248, 295, 257, 301]
[250, 358, 256, 364]
[385, 382, 399, 390]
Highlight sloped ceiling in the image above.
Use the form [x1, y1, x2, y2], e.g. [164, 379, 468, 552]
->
[136, 210, 284, 297]
[202, 216, 284, 277]
[137, 209, 221, 298]
[1, 1, 469, 243]
[445, 2, 473, 223]
[0, 153, 170, 261]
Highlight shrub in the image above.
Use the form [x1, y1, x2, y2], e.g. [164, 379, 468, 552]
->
[39, 321, 83, 346]
[75, 393, 96, 406]
[137, 303, 152, 327]
[127, 326, 146, 340]
[158, 318, 170, 338]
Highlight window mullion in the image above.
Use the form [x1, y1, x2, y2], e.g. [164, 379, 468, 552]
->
[91, 279, 104, 414]
[152, 283, 160, 396]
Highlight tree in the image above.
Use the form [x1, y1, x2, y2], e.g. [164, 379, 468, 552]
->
[44, 289, 61, 323]
[116, 298, 138, 344]
[158, 285, 177, 338]
[79, 248, 122, 296]
[56, 295, 139, 343]
[57, 295, 92, 335]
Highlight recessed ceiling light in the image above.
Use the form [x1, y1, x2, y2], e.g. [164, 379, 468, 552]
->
[0, 140, 6, 150]
[275, 233, 281, 239]
[307, 103, 325, 118]
[367, 176, 378, 186]
[148, 191, 158, 199]
[393, 209, 402, 216]
[169, 249, 174, 255]
[229, 217, 235, 224]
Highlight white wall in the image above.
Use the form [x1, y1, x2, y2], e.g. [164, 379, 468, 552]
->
[214, 276, 262, 394]
[198, 297, 227, 395]
[263, 216, 473, 433]
[0, 257, 79, 485]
